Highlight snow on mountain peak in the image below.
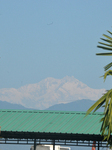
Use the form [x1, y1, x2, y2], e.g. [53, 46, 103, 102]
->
[0, 76, 105, 109]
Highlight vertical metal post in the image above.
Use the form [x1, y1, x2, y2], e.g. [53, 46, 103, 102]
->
[0, 126, 1, 134]
[34, 139, 36, 150]
[98, 141, 99, 150]
[53, 140, 55, 150]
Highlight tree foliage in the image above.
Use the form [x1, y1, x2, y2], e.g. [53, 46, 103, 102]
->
[86, 30, 112, 145]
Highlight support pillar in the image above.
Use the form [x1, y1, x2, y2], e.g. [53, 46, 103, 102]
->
[34, 139, 36, 150]
[98, 141, 99, 150]
[53, 140, 55, 150]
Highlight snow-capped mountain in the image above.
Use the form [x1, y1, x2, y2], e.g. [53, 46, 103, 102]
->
[0, 76, 105, 109]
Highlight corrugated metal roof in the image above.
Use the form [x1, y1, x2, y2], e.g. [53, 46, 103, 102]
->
[0, 109, 103, 135]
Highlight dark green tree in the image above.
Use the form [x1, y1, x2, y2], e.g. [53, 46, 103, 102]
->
[86, 30, 112, 145]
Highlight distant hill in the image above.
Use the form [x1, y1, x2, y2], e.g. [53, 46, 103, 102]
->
[0, 99, 103, 112]
[46, 99, 103, 112]
[0, 101, 32, 110]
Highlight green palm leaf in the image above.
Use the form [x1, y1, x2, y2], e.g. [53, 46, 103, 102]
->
[107, 30, 112, 35]
[86, 89, 112, 144]
[86, 29, 112, 146]
[86, 93, 107, 116]
[103, 70, 112, 81]
[97, 46, 112, 51]
[93, 99, 105, 112]
[100, 38, 112, 44]
[104, 62, 112, 71]
[96, 53, 112, 56]
[104, 95, 109, 112]
[98, 42, 112, 48]
[103, 34, 112, 41]
[97, 30, 112, 56]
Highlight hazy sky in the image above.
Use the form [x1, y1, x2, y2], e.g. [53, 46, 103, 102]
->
[0, 0, 112, 90]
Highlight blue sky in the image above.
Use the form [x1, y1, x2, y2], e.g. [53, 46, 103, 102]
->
[0, 0, 112, 90]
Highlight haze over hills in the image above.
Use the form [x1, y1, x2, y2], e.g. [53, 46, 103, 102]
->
[0, 101, 30, 110]
[0, 76, 105, 110]
[46, 99, 103, 112]
[0, 99, 103, 112]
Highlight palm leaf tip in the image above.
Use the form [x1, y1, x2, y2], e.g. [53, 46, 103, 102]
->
[97, 45, 112, 51]
[100, 38, 112, 44]
[96, 53, 112, 56]
[103, 34, 112, 41]
[86, 95, 107, 116]
[103, 70, 112, 81]
[107, 30, 112, 35]
[104, 62, 112, 71]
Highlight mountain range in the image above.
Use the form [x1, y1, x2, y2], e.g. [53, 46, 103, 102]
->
[0, 76, 105, 110]
[0, 76, 105, 150]
[0, 99, 103, 112]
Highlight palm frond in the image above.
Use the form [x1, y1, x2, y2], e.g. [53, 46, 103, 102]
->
[104, 62, 112, 71]
[86, 89, 112, 144]
[100, 38, 112, 44]
[100, 90, 112, 142]
[88, 29, 112, 146]
[100, 116, 105, 122]
[103, 70, 112, 81]
[86, 94, 107, 116]
[93, 99, 105, 112]
[104, 95, 110, 112]
[96, 53, 112, 56]
[107, 30, 112, 36]
[97, 46, 112, 51]
[98, 42, 112, 48]
[97, 30, 112, 58]
[103, 34, 112, 41]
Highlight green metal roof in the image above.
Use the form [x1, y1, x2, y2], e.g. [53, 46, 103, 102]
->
[0, 109, 102, 134]
[0, 109, 103, 141]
